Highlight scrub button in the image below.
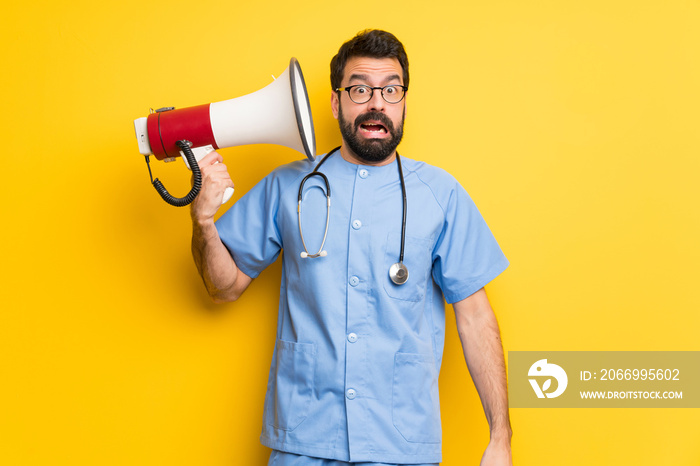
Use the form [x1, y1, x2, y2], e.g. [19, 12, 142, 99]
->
[359, 169, 369, 179]
[352, 219, 362, 230]
[347, 333, 358, 343]
[349, 276, 360, 287]
[346, 388, 357, 400]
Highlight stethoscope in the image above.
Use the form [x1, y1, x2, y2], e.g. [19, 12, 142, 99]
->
[297, 146, 410, 285]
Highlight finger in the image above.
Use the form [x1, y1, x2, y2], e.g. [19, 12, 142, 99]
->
[204, 162, 229, 172]
[201, 164, 232, 184]
[198, 150, 224, 166]
[201, 164, 233, 187]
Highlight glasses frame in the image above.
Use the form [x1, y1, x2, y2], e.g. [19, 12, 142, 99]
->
[335, 84, 408, 104]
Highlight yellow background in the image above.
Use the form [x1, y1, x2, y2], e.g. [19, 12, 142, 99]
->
[2, 0, 698, 464]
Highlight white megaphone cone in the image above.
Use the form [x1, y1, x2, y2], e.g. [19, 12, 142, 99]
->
[133, 57, 316, 207]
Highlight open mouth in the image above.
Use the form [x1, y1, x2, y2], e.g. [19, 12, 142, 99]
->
[359, 122, 388, 136]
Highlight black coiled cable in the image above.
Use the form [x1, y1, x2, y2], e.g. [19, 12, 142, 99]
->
[145, 140, 201, 207]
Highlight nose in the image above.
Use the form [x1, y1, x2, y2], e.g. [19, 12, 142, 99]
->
[367, 88, 386, 112]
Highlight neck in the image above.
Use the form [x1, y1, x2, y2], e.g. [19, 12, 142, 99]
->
[339, 143, 397, 167]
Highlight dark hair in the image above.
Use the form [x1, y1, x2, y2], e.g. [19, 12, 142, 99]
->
[330, 29, 409, 91]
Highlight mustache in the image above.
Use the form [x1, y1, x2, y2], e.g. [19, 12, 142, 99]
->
[354, 112, 395, 132]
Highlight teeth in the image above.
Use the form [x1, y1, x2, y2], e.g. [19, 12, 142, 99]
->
[361, 124, 386, 132]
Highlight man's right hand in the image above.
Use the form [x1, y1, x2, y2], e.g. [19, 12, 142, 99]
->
[190, 150, 234, 224]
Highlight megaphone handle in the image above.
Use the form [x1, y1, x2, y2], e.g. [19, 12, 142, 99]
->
[222, 186, 234, 204]
[149, 141, 202, 207]
[181, 145, 234, 205]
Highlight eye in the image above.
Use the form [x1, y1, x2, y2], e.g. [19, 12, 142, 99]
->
[384, 86, 397, 95]
[353, 86, 369, 95]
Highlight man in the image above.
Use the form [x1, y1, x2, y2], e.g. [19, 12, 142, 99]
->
[191, 30, 513, 465]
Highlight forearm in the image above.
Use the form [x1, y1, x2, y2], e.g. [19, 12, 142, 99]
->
[191, 218, 247, 303]
[189, 150, 251, 303]
[454, 290, 512, 440]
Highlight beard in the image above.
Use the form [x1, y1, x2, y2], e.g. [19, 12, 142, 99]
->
[338, 104, 405, 164]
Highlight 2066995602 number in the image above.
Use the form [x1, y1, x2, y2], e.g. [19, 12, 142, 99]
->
[600, 368, 680, 381]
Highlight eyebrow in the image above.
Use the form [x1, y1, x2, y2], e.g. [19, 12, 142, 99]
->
[348, 73, 402, 85]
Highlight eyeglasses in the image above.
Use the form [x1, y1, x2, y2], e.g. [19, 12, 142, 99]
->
[335, 84, 408, 104]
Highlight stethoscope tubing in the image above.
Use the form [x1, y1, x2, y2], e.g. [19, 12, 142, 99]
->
[396, 152, 407, 263]
[297, 171, 331, 258]
[297, 149, 335, 259]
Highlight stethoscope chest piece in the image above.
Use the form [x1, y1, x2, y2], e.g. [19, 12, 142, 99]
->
[389, 262, 409, 285]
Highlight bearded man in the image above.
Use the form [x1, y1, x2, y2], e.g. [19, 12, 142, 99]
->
[190, 29, 513, 466]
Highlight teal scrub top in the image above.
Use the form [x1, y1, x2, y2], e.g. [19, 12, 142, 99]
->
[215, 151, 508, 464]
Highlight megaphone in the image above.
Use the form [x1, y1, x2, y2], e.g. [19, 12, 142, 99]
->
[134, 57, 316, 207]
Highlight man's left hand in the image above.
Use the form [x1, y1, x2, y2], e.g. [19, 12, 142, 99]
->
[480, 440, 513, 466]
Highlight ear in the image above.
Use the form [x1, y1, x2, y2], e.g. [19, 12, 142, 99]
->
[331, 91, 339, 120]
